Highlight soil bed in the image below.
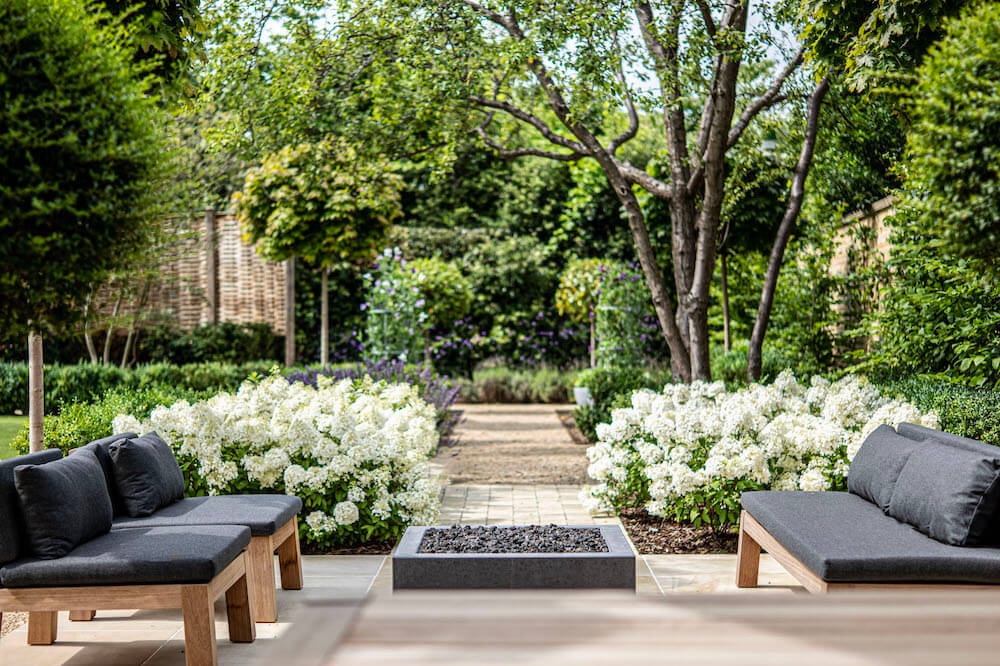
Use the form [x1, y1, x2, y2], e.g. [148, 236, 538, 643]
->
[303, 540, 394, 555]
[419, 525, 608, 553]
[619, 508, 738, 554]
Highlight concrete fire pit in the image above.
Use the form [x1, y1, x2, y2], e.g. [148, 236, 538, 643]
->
[392, 525, 635, 590]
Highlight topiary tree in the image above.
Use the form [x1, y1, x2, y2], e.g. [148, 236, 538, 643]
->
[903, 1, 1000, 269]
[0, 0, 170, 450]
[556, 258, 618, 368]
[235, 138, 401, 366]
[407, 258, 473, 329]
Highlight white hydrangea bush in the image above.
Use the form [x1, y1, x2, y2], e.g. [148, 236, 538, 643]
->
[581, 371, 939, 527]
[113, 374, 440, 548]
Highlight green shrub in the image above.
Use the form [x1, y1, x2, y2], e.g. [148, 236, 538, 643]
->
[573, 366, 669, 441]
[710, 343, 821, 390]
[0, 361, 278, 415]
[10, 385, 207, 456]
[459, 367, 577, 403]
[138, 322, 281, 364]
[874, 376, 1000, 446]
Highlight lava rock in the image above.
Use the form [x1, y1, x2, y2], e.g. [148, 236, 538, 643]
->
[418, 524, 609, 553]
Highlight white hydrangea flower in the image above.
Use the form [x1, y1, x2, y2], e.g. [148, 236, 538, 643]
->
[334, 501, 360, 525]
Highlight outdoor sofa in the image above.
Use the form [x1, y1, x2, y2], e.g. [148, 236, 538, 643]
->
[69, 432, 304, 623]
[737, 423, 1000, 592]
[0, 447, 256, 666]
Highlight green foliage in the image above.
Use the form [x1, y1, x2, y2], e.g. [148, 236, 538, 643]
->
[235, 139, 400, 268]
[710, 343, 823, 390]
[458, 367, 577, 404]
[902, 2, 1000, 267]
[407, 258, 473, 329]
[555, 258, 608, 324]
[364, 249, 427, 362]
[138, 322, 281, 364]
[876, 376, 1000, 445]
[0, 0, 171, 336]
[0, 361, 275, 415]
[464, 235, 558, 333]
[9, 385, 204, 456]
[101, 0, 205, 84]
[862, 207, 1000, 387]
[595, 268, 652, 368]
[573, 366, 669, 442]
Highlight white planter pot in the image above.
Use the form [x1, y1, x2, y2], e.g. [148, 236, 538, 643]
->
[574, 386, 594, 408]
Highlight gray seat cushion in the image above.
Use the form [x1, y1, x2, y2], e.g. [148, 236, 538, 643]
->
[112, 494, 303, 537]
[0, 449, 62, 564]
[887, 438, 1000, 546]
[109, 432, 185, 517]
[14, 448, 113, 559]
[847, 425, 917, 510]
[82, 433, 137, 515]
[741, 490, 1000, 583]
[0, 525, 251, 588]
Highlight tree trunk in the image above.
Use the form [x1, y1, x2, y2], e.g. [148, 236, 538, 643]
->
[284, 257, 296, 366]
[721, 254, 731, 353]
[748, 77, 831, 382]
[102, 287, 124, 365]
[122, 278, 152, 368]
[27, 332, 44, 453]
[320, 267, 329, 367]
[83, 291, 98, 364]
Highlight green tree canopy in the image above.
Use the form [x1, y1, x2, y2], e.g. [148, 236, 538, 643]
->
[235, 139, 401, 268]
[0, 0, 171, 337]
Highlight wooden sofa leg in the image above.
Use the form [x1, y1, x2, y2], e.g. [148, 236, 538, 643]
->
[225, 567, 256, 643]
[277, 517, 303, 590]
[248, 535, 277, 623]
[182, 585, 219, 666]
[736, 512, 761, 589]
[69, 610, 96, 621]
[27, 611, 58, 645]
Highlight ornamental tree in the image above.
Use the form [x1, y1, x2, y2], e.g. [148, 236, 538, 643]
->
[337, 0, 830, 382]
[235, 139, 401, 366]
[0, 0, 171, 449]
[556, 258, 620, 368]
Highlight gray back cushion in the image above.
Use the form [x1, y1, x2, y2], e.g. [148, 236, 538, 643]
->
[83, 432, 137, 516]
[897, 422, 997, 455]
[848, 425, 917, 510]
[14, 448, 113, 559]
[109, 432, 185, 517]
[887, 438, 1000, 546]
[0, 449, 62, 564]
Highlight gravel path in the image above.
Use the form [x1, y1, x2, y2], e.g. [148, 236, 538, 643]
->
[1, 611, 25, 637]
[433, 404, 591, 485]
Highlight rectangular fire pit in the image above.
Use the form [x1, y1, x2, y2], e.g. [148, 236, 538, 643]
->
[393, 525, 635, 590]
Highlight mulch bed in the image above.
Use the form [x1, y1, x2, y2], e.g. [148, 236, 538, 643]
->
[619, 507, 738, 554]
[555, 409, 591, 446]
[303, 541, 395, 555]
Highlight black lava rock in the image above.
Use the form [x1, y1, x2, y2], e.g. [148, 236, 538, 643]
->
[418, 525, 609, 553]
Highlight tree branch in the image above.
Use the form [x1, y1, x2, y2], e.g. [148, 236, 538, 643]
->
[613, 158, 672, 200]
[727, 47, 804, 150]
[607, 56, 640, 156]
[474, 113, 585, 161]
[471, 96, 587, 152]
[696, 0, 717, 39]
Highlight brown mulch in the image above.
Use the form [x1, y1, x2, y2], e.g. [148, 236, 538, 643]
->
[555, 409, 592, 446]
[619, 507, 738, 554]
[303, 541, 395, 556]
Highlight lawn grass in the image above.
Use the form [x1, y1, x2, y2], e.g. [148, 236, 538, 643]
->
[0, 416, 26, 460]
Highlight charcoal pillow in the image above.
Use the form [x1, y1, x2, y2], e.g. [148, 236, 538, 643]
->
[847, 425, 917, 511]
[887, 438, 1000, 546]
[109, 432, 185, 517]
[14, 448, 113, 559]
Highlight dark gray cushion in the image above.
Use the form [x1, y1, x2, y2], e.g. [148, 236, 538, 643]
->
[0, 449, 62, 565]
[847, 425, 917, 510]
[82, 432, 137, 516]
[112, 494, 303, 537]
[14, 448, 113, 559]
[897, 422, 999, 455]
[887, 439, 1000, 546]
[0, 525, 250, 588]
[741, 490, 1000, 583]
[109, 432, 185, 517]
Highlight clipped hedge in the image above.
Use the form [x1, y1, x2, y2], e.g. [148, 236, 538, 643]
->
[875, 376, 1000, 446]
[0, 361, 278, 414]
[458, 367, 578, 404]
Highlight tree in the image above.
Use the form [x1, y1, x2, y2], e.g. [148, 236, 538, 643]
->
[0, 0, 171, 450]
[235, 139, 401, 365]
[337, 0, 830, 382]
[100, 0, 205, 84]
[556, 258, 618, 368]
[901, 1, 1000, 268]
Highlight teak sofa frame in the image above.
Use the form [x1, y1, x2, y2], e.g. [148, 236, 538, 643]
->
[736, 510, 999, 593]
[0, 551, 255, 666]
[70, 515, 303, 625]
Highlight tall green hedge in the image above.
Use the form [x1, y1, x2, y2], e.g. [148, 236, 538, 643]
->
[876, 376, 1000, 446]
[0, 361, 278, 415]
